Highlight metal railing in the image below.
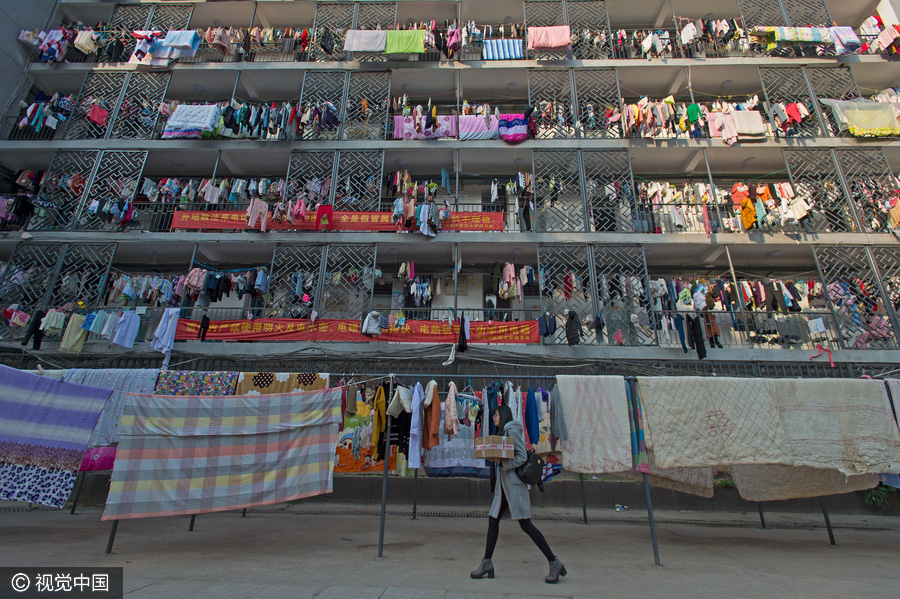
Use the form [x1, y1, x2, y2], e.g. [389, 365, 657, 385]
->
[2, 116, 61, 141]
[28, 26, 883, 65]
[0, 301, 880, 352]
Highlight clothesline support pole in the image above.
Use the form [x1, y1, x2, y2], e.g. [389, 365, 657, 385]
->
[627, 376, 661, 566]
[756, 503, 766, 529]
[378, 374, 395, 558]
[105, 520, 119, 554]
[579, 474, 588, 524]
[818, 497, 836, 545]
[642, 473, 662, 566]
[411, 469, 418, 520]
[188, 514, 196, 531]
[69, 471, 86, 515]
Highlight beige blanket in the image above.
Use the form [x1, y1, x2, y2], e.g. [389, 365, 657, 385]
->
[638, 377, 790, 469]
[557, 375, 632, 473]
[732, 464, 878, 501]
[773, 379, 900, 475]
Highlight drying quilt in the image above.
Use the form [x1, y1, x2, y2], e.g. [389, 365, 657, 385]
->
[557, 375, 632, 474]
[235, 372, 328, 395]
[0, 365, 112, 508]
[637, 376, 790, 469]
[102, 387, 342, 520]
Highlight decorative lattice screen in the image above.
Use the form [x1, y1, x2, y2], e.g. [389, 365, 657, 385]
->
[529, 69, 576, 139]
[582, 150, 635, 233]
[320, 245, 378, 319]
[573, 69, 620, 139]
[814, 245, 898, 349]
[533, 150, 585, 232]
[783, 149, 858, 233]
[536, 245, 597, 344]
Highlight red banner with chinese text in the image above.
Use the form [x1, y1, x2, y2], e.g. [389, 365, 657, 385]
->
[170, 210, 503, 232]
[176, 318, 538, 344]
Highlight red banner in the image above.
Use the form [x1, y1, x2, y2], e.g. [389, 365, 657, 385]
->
[170, 210, 503, 232]
[176, 318, 538, 344]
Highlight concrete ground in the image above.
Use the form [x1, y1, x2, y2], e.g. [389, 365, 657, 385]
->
[2, 501, 899, 599]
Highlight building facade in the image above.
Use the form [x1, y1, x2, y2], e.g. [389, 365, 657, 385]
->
[1, 0, 900, 380]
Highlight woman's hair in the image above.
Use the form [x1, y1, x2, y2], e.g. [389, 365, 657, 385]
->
[494, 405, 514, 432]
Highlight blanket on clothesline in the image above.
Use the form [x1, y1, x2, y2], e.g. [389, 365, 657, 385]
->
[557, 375, 632, 474]
[0, 365, 112, 508]
[102, 387, 342, 520]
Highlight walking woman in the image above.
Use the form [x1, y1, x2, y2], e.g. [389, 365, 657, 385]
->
[471, 405, 567, 584]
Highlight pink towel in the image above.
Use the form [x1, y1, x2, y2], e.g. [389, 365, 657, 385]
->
[528, 26, 571, 50]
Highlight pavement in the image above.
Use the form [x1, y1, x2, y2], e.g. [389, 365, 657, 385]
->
[2, 501, 899, 598]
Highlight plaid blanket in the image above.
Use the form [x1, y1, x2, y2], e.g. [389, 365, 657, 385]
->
[102, 387, 342, 520]
[0, 365, 112, 508]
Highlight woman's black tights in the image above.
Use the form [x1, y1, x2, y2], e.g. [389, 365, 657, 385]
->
[484, 493, 555, 561]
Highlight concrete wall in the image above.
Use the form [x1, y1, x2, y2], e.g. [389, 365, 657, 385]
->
[0, 1, 57, 119]
[72, 471, 900, 516]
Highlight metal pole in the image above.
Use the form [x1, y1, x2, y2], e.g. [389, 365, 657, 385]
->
[756, 503, 767, 529]
[105, 520, 119, 554]
[412, 468, 418, 520]
[188, 514, 196, 531]
[725, 246, 753, 349]
[642, 473, 662, 566]
[377, 374, 394, 558]
[884, 380, 899, 426]
[819, 497, 836, 545]
[579, 474, 588, 524]
[628, 377, 661, 566]
[69, 471, 86, 515]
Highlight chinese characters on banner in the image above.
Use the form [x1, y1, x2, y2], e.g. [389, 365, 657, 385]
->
[175, 318, 539, 344]
[170, 211, 504, 232]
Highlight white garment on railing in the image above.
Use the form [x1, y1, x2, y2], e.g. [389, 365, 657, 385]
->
[151, 308, 180, 355]
[344, 30, 387, 52]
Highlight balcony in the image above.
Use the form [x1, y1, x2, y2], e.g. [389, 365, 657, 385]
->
[4, 240, 900, 357]
[23, 0, 889, 67]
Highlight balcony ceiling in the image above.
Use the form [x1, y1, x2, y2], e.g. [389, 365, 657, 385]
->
[52, 0, 881, 34]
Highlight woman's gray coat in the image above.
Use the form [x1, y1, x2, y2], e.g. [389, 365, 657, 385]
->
[488, 420, 531, 520]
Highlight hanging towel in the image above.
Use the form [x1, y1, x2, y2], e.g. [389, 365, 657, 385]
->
[385, 30, 426, 54]
[344, 29, 387, 52]
[483, 38, 524, 60]
[527, 26, 572, 50]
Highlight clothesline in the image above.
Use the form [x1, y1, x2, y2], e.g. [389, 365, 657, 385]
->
[618, 83, 691, 98]
[732, 268, 822, 279]
[690, 88, 765, 99]
[189, 259, 273, 273]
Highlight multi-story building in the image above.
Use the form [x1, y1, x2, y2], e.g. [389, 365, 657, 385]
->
[2, 0, 900, 382]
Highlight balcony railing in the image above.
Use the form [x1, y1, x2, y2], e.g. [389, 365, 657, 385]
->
[28, 24, 885, 65]
[0, 303, 867, 352]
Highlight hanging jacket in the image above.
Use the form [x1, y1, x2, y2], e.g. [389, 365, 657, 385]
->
[565, 311, 583, 346]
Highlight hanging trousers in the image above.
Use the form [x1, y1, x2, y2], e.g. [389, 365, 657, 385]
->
[198, 314, 210, 341]
[686, 315, 706, 360]
[673, 313, 687, 353]
[20, 310, 45, 350]
[315, 204, 334, 231]
[246, 198, 269, 232]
